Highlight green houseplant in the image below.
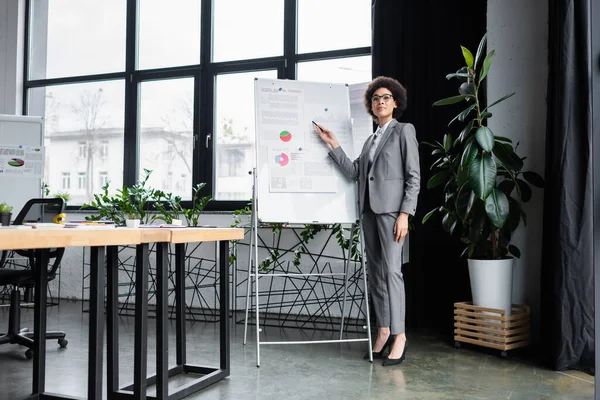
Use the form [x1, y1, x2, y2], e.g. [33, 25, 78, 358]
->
[423, 34, 543, 314]
[0, 202, 13, 226]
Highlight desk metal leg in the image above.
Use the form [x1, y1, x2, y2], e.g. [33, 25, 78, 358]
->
[32, 249, 49, 394]
[88, 246, 106, 400]
[156, 243, 169, 400]
[106, 246, 119, 394]
[218, 241, 230, 372]
[175, 243, 186, 366]
[134, 243, 149, 400]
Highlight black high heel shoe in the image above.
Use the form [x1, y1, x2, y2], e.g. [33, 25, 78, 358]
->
[382, 340, 407, 366]
[363, 336, 393, 360]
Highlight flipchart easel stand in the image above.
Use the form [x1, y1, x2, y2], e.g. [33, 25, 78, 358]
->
[242, 168, 373, 367]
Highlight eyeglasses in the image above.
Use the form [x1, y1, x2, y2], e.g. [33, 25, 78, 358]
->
[371, 94, 394, 103]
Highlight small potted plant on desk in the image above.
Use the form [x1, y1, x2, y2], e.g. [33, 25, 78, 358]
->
[0, 203, 13, 226]
[53, 192, 71, 206]
[422, 34, 544, 315]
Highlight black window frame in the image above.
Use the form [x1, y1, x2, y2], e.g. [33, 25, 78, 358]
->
[22, 0, 371, 212]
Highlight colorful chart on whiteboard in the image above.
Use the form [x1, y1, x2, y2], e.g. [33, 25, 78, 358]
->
[257, 84, 354, 194]
[0, 145, 44, 178]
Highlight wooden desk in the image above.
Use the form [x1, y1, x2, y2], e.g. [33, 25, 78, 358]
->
[103, 228, 244, 400]
[0, 228, 144, 400]
[0, 227, 243, 400]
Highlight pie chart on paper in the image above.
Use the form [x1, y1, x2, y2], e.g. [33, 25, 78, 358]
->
[279, 131, 292, 142]
[8, 158, 24, 167]
[274, 153, 289, 166]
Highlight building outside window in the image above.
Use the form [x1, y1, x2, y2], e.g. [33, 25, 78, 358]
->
[78, 142, 87, 159]
[99, 171, 109, 187]
[61, 172, 71, 190]
[100, 140, 109, 159]
[78, 172, 87, 190]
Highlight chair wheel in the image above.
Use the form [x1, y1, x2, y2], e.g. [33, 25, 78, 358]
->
[25, 349, 33, 359]
[500, 351, 507, 358]
[58, 338, 68, 348]
[454, 341, 461, 349]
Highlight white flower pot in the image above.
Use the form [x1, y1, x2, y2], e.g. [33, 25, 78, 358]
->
[171, 219, 183, 226]
[468, 258, 514, 316]
[125, 219, 140, 229]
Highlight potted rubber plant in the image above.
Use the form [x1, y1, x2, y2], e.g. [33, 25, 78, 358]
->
[0, 202, 13, 226]
[422, 34, 544, 315]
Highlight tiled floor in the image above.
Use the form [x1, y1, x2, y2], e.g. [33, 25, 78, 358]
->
[0, 301, 594, 399]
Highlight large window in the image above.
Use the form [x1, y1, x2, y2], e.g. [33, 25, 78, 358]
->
[214, 70, 278, 200]
[25, 0, 371, 209]
[138, 77, 194, 199]
[28, 81, 125, 205]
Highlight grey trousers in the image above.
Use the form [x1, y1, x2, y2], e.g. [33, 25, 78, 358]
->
[362, 209, 406, 335]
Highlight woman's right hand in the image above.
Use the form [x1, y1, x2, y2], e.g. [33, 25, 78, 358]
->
[315, 125, 340, 149]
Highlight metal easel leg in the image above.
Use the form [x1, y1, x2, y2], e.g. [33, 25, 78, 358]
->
[339, 223, 355, 340]
[359, 220, 373, 362]
[243, 222, 254, 345]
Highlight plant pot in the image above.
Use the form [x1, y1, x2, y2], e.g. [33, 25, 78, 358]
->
[0, 212, 11, 226]
[125, 219, 140, 229]
[171, 219, 183, 226]
[468, 258, 514, 316]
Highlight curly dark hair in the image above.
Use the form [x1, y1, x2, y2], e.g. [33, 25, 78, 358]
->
[363, 76, 407, 121]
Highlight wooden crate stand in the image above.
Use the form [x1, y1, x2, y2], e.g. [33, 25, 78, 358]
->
[454, 301, 530, 357]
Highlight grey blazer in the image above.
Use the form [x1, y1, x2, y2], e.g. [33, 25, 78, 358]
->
[328, 119, 420, 215]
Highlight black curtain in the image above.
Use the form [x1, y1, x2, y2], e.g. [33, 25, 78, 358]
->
[540, 0, 595, 373]
[371, 0, 487, 333]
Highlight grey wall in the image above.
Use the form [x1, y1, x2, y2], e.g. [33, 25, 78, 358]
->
[0, 0, 25, 115]
[487, 0, 548, 339]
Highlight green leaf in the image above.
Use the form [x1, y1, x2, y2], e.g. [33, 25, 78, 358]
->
[457, 120, 475, 144]
[469, 153, 497, 200]
[443, 134, 453, 152]
[516, 179, 532, 202]
[446, 73, 471, 80]
[508, 244, 521, 258]
[427, 170, 450, 189]
[483, 93, 515, 112]
[456, 166, 470, 187]
[480, 112, 492, 119]
[468, 200, 488, 243]
[433, 94, 469, 106]
[503, 199, 521, 232]
[475, 126, 494, 152]
[461, 141, 479, 169]
[484, 188, 510, 228]
[474, 34, 487, 70]
[479, 49, 496, 83]
[442, 212, 458, 233]
[458, 103, 477, 122]
[494, 136, 513, 143]
[498, 179, 515, 196]
[523, 171, 545, 188]
[421, 141, 443, 149]
[461, 46, 474, 68]
[493, 141, 523, 170]
[456, 184, 475, 220]
[422, 208, 437, 224]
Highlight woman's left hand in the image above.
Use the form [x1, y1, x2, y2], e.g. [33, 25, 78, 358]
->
[393, 213, 409, 243]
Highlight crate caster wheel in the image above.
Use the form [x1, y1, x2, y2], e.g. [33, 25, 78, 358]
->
[58, 338, 68, 348]
[454, 341, 461, 349]
[500, 351, 507, 358]
[25, 349, 33, 360]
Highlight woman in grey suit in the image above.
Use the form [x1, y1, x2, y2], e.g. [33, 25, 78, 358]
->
[315, 76, 420, 366]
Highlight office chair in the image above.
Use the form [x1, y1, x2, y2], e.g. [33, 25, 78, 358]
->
[0, 198, 68, 359]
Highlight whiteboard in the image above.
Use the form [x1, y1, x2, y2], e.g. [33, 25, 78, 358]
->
[254, 78, 359, 224]
[0, 114, 44, 214]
